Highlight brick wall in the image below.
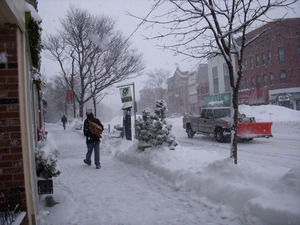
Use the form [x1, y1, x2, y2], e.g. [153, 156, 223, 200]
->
[0, 23, 28, 218]
[239, 18, 300, 104]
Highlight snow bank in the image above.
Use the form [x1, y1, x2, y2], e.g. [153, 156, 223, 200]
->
[243, 168, 300, 225]
[101, 137, 300, 225]
[99, 104, 300, 225]
[239, 104, 300, 135]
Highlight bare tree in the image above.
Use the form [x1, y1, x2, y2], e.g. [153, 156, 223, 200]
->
[44, 6, 144, 118]
[132, 0, 297, 164]
[146, 69, 170, 99]
[45, 76, 69, 122]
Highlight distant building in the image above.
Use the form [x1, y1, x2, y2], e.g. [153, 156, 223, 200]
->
[238, 18, 300, 110]
[193, 64, 209, 114]
[206, 55, 235, 107]
[166, 68, 189, 115]
[208, 55, 236, 96]
[188, 70, 198, 114]
[197, 82, 209, 113]
[206, 18, 300, 110]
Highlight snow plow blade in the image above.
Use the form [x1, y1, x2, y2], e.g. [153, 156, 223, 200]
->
[237, 122, 273, 138]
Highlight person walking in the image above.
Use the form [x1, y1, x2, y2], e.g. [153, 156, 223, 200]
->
[83, 108, 104, 169]
[61, 115, 67, 130]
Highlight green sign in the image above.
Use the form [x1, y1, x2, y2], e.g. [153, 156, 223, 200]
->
[205, 92, 231, 106]
[120, 87, 132, 103]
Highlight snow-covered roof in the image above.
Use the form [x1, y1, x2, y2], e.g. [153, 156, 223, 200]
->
[25, 2, 41, 22]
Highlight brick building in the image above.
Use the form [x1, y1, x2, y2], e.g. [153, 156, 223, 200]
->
[166, 68, 189, 115]
[0, 1, 43, 224]
[239, 18, 300, 109]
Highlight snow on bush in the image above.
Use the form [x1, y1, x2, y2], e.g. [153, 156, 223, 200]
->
[35, 139, 61, 179]
[136, 100, 177, 149]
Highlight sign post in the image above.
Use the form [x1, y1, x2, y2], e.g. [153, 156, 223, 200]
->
[117, 83, 137, 137]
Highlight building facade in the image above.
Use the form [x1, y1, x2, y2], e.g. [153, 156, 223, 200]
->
[188, 70, 198, 114]
[208, 55, 235, 96]
[239, 18, 300, 109]
[207, 55, 236, 106]
[166, 68, 189, 115]
[0, 0, 43, 224]
[193, 64, 209, 114]
[206, 18, 300, 110]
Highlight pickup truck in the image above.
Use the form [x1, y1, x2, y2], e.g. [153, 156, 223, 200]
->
[183, 107, 273, 142]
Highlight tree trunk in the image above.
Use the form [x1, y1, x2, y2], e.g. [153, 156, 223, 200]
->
[93, 96, 97, 117]
[231, 87, 239, 164]
[72, 91, 76, 118]
[79, 101, 84, 119]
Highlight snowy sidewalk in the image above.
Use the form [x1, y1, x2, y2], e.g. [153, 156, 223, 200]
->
[37, 123, 239, 225]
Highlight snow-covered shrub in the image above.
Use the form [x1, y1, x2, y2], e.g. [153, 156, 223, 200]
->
[35, 140, 61, 179]
[136, 100, 177, 149]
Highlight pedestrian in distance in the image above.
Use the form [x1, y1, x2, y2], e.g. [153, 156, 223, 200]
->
[83, 108, 104, 169]
[61, 115, 67, 130]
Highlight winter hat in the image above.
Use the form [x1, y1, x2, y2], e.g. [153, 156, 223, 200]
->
[86, 108, 93, 115]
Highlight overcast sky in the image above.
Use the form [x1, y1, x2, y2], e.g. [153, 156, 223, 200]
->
[38, 0, 194, 79]
[38, 0, 199, 111]
[38, 0, 300, 111]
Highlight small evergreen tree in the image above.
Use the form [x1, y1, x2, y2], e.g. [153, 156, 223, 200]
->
[35, 140, 61, 179]
[136, 100, 177, 149]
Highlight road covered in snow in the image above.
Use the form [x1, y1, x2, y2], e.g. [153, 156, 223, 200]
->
[37, 105, 300, 225]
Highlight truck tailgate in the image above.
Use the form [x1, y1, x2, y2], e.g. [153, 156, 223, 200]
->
[237, 122, 273, 138]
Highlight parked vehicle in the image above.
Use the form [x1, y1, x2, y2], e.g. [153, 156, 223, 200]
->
[183, 107, 273, 142]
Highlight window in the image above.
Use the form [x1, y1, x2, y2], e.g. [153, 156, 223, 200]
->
[201, 109, 207, 118]
[256, 75, 261, 87]
[244, 59, 247, 70]
[240, 78, 243, 89]
[201, 87, 204, 95]
[270, 72, 273, 86]
[262, 53, 266, 65]
[245, 78, 249, 89]
[223, 63, 230, 92]
[214, 109, 231, 118]
[263, 74, 267, 86]
[280, 70, 287, 84]
[251, 76, 255, 88]
[206, 109, 213, 119]
[212, 67, 219, 94]
[256, 55, 259, 67]
[278, 47, 285, 62]
[268, 50, 272, 64]
[250, 57, 253, 69]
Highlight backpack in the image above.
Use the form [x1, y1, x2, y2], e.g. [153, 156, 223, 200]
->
[88, 120, 103, 138]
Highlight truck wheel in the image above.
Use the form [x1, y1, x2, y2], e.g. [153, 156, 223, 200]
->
[187, 127, 194, 139]
[215, 128, 224, 142]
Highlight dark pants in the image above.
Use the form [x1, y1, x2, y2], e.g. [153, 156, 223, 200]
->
[85, 142, 100, 166]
